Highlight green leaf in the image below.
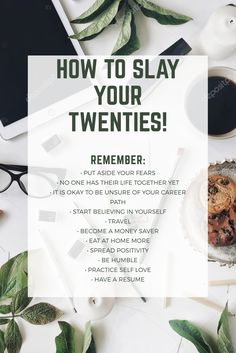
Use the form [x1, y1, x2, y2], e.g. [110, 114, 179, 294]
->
[0, 252, 27, 301]
[0, 305, 11, 314]
[0, 330, 5, 353]
[5, 320, 22, 353]
[70, 0, 122, 41]
[169, 320, 213, 353]
[83, 322, 96, 353]
[71, 0, 115, 24]
[11, 287, 32, 314]
[0, 329, 5, 353]
[109, 0, 126, 25]
[55, 321, 77, 353]
[134, 0, 192, 25]
[217, 303, 234, 353]
[109, 17, 117, 25]
[112, 4, 140, 55]
[0, 319, 10, 325]
[21, 303, 63, 325]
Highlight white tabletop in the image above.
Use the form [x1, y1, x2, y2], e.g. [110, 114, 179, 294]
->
[1, 0, 236, 352]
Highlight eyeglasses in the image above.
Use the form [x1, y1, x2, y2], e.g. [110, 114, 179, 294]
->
[0, 164, 66, 198]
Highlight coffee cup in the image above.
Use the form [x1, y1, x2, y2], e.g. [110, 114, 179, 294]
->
[208, 66, 236, 139]
[185, 66, 236, 139]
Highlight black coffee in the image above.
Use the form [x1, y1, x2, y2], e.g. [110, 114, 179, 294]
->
[208, 76, 236, 135]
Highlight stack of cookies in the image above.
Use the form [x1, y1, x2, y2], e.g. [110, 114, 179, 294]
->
[208, 175, 236, 247]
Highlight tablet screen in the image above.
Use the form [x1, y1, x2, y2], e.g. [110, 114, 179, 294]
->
[0, 0, 77, 127]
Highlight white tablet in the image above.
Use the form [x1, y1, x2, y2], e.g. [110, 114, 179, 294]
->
[0, 0, 84, 140]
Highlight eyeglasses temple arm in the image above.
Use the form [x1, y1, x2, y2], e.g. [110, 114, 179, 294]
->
[0, 164, 28, 172]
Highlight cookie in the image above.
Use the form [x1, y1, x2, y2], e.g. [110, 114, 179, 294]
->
[208, 176, 236, 214]
[208, 175, 236, 247]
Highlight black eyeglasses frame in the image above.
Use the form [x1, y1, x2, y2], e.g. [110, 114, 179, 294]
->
[0, 164, 66, 197]
[0, 164, 28, 194]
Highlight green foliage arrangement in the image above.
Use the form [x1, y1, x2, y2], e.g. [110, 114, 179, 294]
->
[70, 0, 192, 55]
[0, 252, 97, 353]
[0, 252, 62, 353]
[170, 303, 235, 353]
[55, 321, 97, 353]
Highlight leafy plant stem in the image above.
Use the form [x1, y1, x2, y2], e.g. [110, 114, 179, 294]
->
[0, 315, 20, 320]
[70, 0, 192, 54]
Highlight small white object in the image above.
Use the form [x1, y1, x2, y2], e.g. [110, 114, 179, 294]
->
[73, 297, 115, 321]
[42, 134, 61, 152]
[193, 5, 236, 59]
[38, 210, 57, 222]
[68, 240, 85, 259]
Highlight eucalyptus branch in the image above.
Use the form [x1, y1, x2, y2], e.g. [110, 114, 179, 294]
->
[70, 0, 192, 55]
[0, 315, 20, 320]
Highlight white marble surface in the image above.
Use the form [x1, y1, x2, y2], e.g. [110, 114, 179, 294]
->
[1, 0, 236, 352]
